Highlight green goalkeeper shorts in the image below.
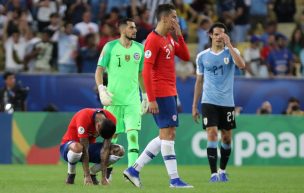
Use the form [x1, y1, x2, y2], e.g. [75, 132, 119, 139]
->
[104, 104, 141, 134]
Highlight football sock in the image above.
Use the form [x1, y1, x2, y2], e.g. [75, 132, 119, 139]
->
[67, 150, 82, 174]
[133, 136, 161, 172]
[207, 141, 218, 174]
[220, 143, 231, 170]
[127, 130, 139, 167]
[161, 140, 179, 179]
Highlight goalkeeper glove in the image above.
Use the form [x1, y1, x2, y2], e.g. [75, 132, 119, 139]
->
[98, 85, 113, 106]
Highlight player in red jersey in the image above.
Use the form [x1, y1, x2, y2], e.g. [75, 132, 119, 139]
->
[124, 4, 193, 188]
[60, 108, 124, 185]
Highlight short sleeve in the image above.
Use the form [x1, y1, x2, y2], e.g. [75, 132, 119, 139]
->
[196, 53, 204, 75]
[97, 43, 111, 68]
[75, 113, 91, 138]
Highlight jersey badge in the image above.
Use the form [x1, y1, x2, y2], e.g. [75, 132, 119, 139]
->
[134, 53, 140, 60]
[224, 57, 229, 65]
[203, 117, 208, 125]
[78, 126, 85, 134]
[172, 115, 177, 121]
[145, 50, 152, 58]
[125, 55, 130, 62]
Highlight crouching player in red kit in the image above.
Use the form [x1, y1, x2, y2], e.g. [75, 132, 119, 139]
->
[60, 108, 124, 185]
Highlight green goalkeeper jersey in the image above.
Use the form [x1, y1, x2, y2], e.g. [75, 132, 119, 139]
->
[98, 39, 144, 105]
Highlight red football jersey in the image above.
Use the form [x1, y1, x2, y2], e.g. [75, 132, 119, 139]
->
[143, 31, 190, 101]
[61, 108, 116, 144]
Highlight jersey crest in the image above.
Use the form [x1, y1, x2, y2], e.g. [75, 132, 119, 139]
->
[134, 53, 140, 60]
[224, 57, 229, 65]
[125, 55, 130, 62]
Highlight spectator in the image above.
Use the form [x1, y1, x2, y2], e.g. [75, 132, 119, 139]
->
[58, 22, 78, 73]
[267, 34, 293, 77]
[24, 28, 41, 72]
[243, 35, 268, 77]
[283, 97, 304, 115]
[65, 0, 90, 25]
[231, 0, 250, 44]
[35, 0, 58, 32]
[74, 11, 98, 37]
[249, 0, 270, 31]
[260, 20, 282, 45]
[0, 71, 29, 112]
[0, 5, 8, 38]
[98, 23, 117, 51]
[4, 29, 26, 72]
[47, 12, 61, 42]
[260, 33, 276, 61]
[104, 0, 130, 16]
[28, 28, 54, 72]
[256, 101, 272, 114]
[175, 58, 195, 81]
[79, 33, 99, 73]
[288, 26, 304, 59]
[273, 0, 296, 23]
[89, 0, 106, 22]
[197, 18, 211, 53]
[134, 8, 153, 43]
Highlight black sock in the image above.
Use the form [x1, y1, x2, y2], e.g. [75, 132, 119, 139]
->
[220, 146, 231, 170]
[207, 148, 217, 174]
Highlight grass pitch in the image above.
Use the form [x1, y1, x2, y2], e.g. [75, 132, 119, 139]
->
[0, 165, 303, 193]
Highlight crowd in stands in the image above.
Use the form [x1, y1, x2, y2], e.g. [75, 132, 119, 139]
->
[0, 0, 303, 114]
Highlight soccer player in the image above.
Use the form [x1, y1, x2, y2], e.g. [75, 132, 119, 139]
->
[192, 22, 245, 182]
[123, 4, 193, 188]
[60, 108, 124, 185]
[95, 18, 147, 169]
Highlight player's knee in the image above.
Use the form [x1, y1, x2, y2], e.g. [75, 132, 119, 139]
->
[67, 150, 83, 164]
[110, 144, 125, 157]
[69, 142, 83, 153]
[222, 137, 231, 145]
[207, 132, 218, 141]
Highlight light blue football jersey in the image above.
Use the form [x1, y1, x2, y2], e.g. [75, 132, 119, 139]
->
[196, 47, 240, 107]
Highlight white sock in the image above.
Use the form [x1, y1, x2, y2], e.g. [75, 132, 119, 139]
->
[67, 150, 82, 174]
[133, 136, 161, 172]
[218, 168, 226, 174]
[161, 140, 179, 179]
[90, 164, 101, 175]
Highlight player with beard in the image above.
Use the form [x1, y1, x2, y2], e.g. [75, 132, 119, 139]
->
[95, 18, 147, 177]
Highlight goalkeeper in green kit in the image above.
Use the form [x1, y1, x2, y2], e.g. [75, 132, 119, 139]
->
[95, 18, 147, 177]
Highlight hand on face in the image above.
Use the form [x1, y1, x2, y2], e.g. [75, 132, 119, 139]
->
[219, 33, 231, 46]
[170, 18, 182, 36]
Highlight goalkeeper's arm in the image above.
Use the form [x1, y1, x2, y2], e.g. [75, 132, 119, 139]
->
[95, 66, 113, 106]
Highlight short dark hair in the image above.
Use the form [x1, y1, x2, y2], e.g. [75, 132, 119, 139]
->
[50, 12, 59, 18]
[99, 119, 116, 139]
[3, 71, 15, 80]
[208, 22, 228, 34]
[118, 18, 134, 27]
[155, 4, 176, 22]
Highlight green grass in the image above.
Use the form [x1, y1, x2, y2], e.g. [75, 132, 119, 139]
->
[0, 165, 303, 193]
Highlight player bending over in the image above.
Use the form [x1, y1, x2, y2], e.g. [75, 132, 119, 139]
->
[60, 108, 124, 185]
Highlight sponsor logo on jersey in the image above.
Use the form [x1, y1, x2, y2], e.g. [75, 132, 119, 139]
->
[172, 115, 177, 121]
[224, 57, 229, 65]
[203, 117, 208, 125]
[145, 50, 152, 58]
[134, 53, 140, 60]
[125, 55, 130, 62]
[78, 126, 85, 134]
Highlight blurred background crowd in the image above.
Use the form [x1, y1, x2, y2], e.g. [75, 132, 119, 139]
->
[0, 0, 303, 115]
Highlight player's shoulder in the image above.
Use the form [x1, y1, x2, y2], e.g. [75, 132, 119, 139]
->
[197, 48, 210, 60]
[146, 31, 159, 41]
[132, 40, 144, 50]
[104, 39, 119, 50]
[225, 46, 240, 55]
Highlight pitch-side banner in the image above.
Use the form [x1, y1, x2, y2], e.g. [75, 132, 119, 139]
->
[10, 113, 304, 165]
